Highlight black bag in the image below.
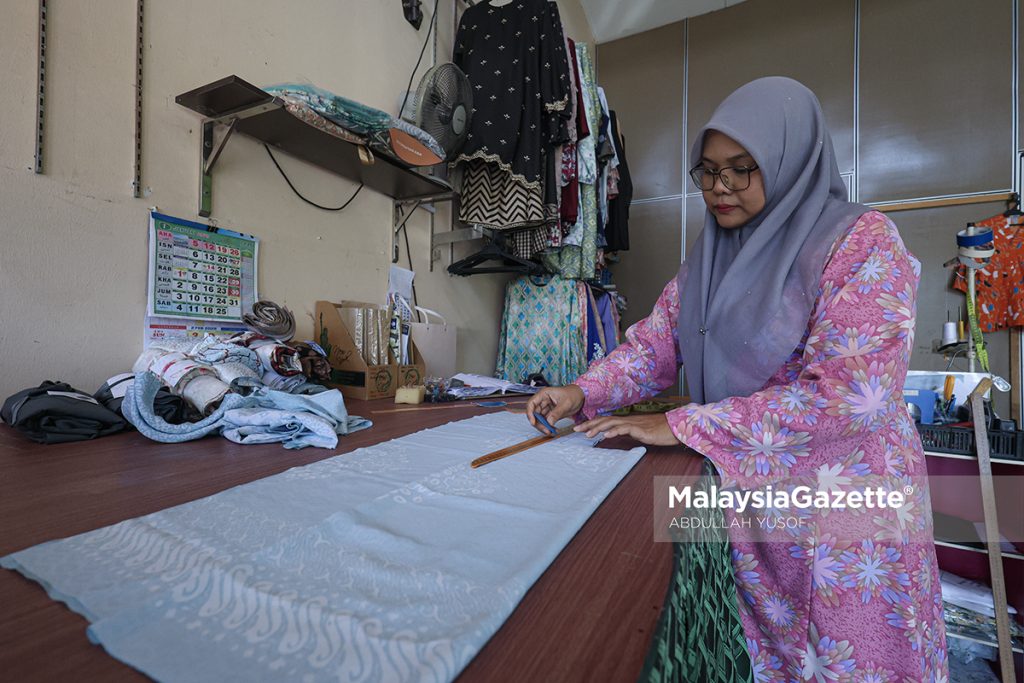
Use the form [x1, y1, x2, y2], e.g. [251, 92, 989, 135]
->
[1, 380, 127, 444]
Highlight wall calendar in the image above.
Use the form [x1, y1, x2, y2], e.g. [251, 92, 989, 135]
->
[146, 211, 259, 321]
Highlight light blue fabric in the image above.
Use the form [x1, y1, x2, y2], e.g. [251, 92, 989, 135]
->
[221, 387, 371, 449]
[1, 412, 645, 683]
[221, 408, 339, 449]
[122, 372, 257, 442]
[123, 372, 370, 448]
[192, 342, 263, 375]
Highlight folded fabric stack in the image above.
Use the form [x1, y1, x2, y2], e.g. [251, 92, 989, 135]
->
[122, 372, 370, 449]
[136, 332, 333, 416]
[264, 82, 446, 163]
[1, 381, 127, 444]
[264, 83, 394, 135]
[2, 332, 352, 449]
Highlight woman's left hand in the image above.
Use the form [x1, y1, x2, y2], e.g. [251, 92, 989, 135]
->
[574, 414, 681, 446]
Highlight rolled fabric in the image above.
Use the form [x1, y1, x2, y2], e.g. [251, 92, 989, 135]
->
[147, 337, 198, 354]
[242, 300, 295, 342]
[367, 309, 380, 365]
[132, 348, 165, 374]
[149, 353, 214, 392]
[299, 356, 332, 382]
[222, 331, 266, 348]
[353, 309, 366, 363]
[290, 342, 331, 382]
[213, 362, 260, 385]
[180, 375, 230, 415]
[191, 337, 263, 374]
[253, 344, 302, 377]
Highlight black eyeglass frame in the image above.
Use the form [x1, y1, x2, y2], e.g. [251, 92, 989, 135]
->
[688, 163, 760, 191]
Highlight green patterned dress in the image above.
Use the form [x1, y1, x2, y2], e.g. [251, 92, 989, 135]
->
[640, 460, 752, 683]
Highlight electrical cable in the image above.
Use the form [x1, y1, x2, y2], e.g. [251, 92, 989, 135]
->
[264, 144, 364, 211]
[395, 205, 420, 310]
[398, 0, 441, 120]
[403, 211, 420, 310]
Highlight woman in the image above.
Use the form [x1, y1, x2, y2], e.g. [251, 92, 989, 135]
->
[527, 78, 947, 682]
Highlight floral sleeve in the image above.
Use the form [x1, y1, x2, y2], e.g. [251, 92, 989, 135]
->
[575, 279, 683, 418]
[667, 211, 919, 489]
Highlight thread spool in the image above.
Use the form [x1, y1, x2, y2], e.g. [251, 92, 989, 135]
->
[941, 321, 959, 347]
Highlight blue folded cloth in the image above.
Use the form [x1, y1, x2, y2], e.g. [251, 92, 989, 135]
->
[123, 373, 370, 448]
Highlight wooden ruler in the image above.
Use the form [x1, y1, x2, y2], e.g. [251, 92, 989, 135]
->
[969, 378, 1016, 682]
[470, 426, 575, 469]
[372, 398, 530, 415]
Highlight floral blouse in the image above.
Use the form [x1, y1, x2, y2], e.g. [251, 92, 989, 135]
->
[575, 211, 948, 682]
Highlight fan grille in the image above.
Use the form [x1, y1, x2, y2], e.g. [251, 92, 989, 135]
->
[415, 64, 473, 159]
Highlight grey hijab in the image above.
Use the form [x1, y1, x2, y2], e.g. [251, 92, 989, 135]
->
[677, 77, 868, 403]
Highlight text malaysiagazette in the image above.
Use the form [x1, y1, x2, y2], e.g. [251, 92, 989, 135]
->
[668, 484, 906, 514]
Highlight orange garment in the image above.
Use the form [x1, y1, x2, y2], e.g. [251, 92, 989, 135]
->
[953, 212, 1024, 331]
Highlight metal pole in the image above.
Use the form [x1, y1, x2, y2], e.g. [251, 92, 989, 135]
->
[132, 0, 144, 197]
[33, 0, 47, 174]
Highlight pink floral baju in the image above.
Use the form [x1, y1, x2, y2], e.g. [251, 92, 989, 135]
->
[575, 211, 948, 682]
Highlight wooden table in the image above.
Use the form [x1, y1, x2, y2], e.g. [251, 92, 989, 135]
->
[0, 399, 702, 682]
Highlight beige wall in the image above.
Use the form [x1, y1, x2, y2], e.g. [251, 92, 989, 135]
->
[599, 0, 1018, 416]
[0, 0, 592, 400]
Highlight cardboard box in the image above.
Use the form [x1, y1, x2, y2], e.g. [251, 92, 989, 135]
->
[315, 300, 424, 401]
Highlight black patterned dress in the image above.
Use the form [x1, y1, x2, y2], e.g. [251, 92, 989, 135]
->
[453, 0, 571, 231]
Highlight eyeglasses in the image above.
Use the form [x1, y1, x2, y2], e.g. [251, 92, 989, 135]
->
[689, 163, 759, 191]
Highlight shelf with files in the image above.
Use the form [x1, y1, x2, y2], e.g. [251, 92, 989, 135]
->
[924, 449, 1024, 467]
[175, 75, 454, 217]
[945, 622, 1024, 655]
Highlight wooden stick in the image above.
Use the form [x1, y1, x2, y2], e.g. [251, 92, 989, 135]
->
[969, 378, 1017, 682]
[470, 426, 575, 468]
[372, 398, 530, 414]
[867, 192, 1014, 213]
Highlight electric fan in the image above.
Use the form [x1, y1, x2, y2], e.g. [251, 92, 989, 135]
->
[411, 63, 473, 160]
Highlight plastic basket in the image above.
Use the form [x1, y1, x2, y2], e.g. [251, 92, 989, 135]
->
[916, 424, 1023, 461]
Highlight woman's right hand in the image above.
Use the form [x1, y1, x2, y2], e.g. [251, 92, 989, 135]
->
[526, 385, 586, 434]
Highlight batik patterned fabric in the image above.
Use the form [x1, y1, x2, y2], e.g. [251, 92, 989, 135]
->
[496, 274, 588, 386]
[641, 461, 753, 683]
[1, 412, 645, 683]
[575, 212, 949, 681]
[952, 212, 1024, 331]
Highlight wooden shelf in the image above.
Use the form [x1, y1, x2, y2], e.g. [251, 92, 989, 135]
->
[175, 75, 452, 213]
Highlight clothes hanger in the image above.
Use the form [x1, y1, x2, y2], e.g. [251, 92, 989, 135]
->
[447, 230, 547, 277]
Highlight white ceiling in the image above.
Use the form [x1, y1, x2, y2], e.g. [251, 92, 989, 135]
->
[580, 0, 748, 44]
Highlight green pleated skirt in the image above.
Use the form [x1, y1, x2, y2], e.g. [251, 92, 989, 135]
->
[639, 461, 753, 683]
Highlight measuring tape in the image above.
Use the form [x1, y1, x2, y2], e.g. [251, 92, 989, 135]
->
[965, 291, 990, 372]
